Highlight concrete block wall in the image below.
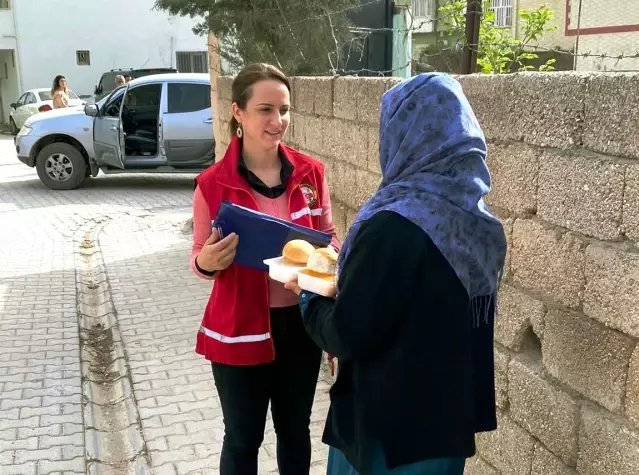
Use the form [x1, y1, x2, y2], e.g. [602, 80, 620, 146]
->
[213, 71, 639, 475]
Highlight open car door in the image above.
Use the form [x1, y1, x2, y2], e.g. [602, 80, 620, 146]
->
[93, 88, 125, 168]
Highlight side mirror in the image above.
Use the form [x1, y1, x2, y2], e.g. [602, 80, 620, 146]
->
[85, 104, 99, 117]
[10, 103, 16, 109]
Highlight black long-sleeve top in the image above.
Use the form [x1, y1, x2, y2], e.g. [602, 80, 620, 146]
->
[300, 211, 497, 473]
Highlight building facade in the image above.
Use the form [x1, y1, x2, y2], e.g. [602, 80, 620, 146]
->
[0, 0, 209, 126]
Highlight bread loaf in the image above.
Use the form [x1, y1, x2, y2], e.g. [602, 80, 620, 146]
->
[282, 240, 315, 264]
[307, 247, 338, 275]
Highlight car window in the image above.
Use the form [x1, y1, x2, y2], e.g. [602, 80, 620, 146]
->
[68, 90, 79, 100]
[25, 93, 37, 104]
[38, 91, 52, 101]
[100, 72, 128, 93]
[102, 89, 125, 117]
[16, 93, 28, 107]
[125, 83, 162, 107]
[167, 83, 211, 114]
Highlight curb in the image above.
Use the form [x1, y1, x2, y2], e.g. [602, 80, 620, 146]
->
[74, 218, 151, 475]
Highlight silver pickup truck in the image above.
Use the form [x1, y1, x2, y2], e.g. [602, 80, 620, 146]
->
[15, 73, 215, 190]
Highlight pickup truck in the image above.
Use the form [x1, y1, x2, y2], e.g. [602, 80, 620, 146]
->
[15, 73, 215, 190]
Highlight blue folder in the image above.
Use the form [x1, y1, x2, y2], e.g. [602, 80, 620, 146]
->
[213, 201, 333, 272]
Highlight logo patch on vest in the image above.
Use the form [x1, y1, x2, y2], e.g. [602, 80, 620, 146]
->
[300, 183, 318, 207]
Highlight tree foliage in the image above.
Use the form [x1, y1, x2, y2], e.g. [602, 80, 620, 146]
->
[154, 0, 361, 75]
[436, 1, 558, 74]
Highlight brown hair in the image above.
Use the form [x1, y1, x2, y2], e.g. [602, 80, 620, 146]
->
[229, 63, 291, 140]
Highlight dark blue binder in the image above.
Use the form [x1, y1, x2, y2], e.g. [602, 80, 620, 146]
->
[213, 201, 333, 272]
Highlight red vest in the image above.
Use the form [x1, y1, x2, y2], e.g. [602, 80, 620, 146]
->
[194, 137, 328, 365]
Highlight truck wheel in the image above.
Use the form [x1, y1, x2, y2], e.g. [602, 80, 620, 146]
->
[35, 143, 88, 190]
[9, 118, 19, 135]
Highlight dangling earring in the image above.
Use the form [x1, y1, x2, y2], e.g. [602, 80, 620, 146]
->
[236, 124, 243, 139]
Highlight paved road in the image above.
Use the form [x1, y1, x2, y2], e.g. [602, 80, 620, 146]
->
[0, 135, 331, 474]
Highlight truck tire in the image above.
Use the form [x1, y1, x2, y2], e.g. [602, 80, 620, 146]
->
[35, 142, 88, 190]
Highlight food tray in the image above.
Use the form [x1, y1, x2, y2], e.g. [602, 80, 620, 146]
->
[263, 257, 305, 283]
[297, 269, 336, 297]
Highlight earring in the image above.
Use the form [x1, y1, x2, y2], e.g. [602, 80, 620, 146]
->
[236, 124, 243, 138]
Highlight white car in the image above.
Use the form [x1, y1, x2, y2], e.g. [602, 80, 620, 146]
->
[9, 88, 84, 134]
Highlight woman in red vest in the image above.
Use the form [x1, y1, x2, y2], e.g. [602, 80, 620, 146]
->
[190, 63, 339, 475]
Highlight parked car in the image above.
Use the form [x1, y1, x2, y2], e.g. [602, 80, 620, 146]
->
[93, 68, 178, 102]
[9, 88, 85, 134]
[15, 73, 215, 190]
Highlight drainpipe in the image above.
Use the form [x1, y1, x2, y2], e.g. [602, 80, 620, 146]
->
[11, 0, 23, 92]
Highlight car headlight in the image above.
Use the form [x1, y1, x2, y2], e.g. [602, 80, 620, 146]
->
[17, 125, 32, 136]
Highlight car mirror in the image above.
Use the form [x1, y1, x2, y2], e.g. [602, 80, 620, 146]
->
[85, 104, 99, 117]
[10, 103, 16, 109]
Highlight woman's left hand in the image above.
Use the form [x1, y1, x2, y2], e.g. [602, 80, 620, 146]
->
[284, 281, 302, 296]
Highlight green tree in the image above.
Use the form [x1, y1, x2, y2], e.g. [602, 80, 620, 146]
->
[154, 0, 361, 75]
[436, 1, 557, 73]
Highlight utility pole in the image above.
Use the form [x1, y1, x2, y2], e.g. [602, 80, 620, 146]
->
[461, 0, 482, 74]
[392, 0, 413, 78]
[207, 33, 224, 162]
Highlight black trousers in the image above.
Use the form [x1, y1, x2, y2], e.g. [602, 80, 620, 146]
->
[212, 305, 323, 475]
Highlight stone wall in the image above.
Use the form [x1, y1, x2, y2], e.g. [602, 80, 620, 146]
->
[213, 71, 639, 475]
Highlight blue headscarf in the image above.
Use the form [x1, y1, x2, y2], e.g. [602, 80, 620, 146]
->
[338, 73, 507, 304]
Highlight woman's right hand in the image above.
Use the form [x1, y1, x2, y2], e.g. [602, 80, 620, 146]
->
[196, 229, 239, 272]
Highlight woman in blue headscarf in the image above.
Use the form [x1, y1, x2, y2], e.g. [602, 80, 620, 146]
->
[285, 72, 507, 475]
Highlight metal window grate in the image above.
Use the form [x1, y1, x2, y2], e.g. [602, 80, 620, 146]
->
[491, 0, 513, 27]
[76, 50, 91, 66]
[412, 0, 434, 17]
[0, 0, 9, 9]
[176, 51, 208, 73]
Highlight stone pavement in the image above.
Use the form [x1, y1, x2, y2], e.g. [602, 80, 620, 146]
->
[0, 135, 330, 474]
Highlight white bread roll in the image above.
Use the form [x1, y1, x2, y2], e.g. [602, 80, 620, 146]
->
[282, 239, 315, 264]
[307, 247, 338, 275]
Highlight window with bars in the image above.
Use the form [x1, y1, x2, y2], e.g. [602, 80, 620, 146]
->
[412, 0, 435, 17]
[176, 51, 208, 73]
[491, 0, 513, 27]
[0, 0, 10, 9]
[76, 50, 90, 66]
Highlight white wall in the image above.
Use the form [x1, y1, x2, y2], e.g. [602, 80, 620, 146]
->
[14, 0, 208, 97]
[0, 49, 20, 125]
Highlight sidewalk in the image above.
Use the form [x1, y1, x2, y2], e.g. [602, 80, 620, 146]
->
[98, 209, 331, 474]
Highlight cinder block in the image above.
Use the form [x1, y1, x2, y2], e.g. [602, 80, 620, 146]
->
[293, 77, 334, 117]
[623, 165, 639, 242]
[331, 201, 348, 243]
[494, 346, 510, 410]
[486, 143, 538, 214]
[464, 456, 500, 475]
[531, 443, 577, 475]
[323, 119, 367, 167]
[356, 78, 387, 125]
[292, 77, 314, 114]
[289, 113, 306, 149]
[305, 116, 324, 154]
[583, 73, 639, 160]
[333, 77, 359, 120]
[495, 284, 545, 350]
[476, 412, 535, 475]
[457, 72, 588, 149]
[511, 220, 585, 309]
[501, 217, 514, 280]
[625, 344, 639, 428]
[332, 161, 380, 210]
[584, 245, 639, 337]
[367, 126, 381, 175]
[543, 309, 635, 413]
[217, 99, 233, 124]
[538, 151, 624, 240]
[577, 405, 639, 475]
[218, 76, 233, 101]
[508, 359, 579, 465]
